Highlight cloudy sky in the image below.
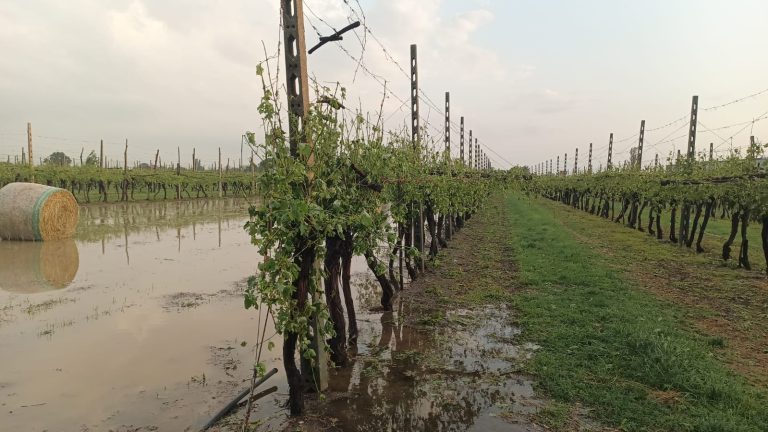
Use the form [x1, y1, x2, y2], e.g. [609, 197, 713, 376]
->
[1, 0, 767, 169]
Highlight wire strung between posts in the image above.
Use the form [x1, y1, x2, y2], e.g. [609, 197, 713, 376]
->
[311, 0, 506, 166]
[337, 0, 473, 139]
[644, 122, 691, 153]
[303, 13, 465, 160]
[701, 87, 768, 112]
[710, 109, 768, 150]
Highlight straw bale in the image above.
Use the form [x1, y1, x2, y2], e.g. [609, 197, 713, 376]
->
[0, 182, 79, 241]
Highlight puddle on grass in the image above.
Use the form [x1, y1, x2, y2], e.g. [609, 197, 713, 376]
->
[300, 276, 545, 432]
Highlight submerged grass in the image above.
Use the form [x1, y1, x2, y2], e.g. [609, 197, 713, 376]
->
[506, 193, 768, 431]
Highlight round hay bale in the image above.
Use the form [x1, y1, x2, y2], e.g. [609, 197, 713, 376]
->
[0, 240, 79, 293]
[0, 182, 79, 241]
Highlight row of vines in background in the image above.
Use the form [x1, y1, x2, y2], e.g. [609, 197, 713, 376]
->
[0, 163, 257, 202]
[524, 141, 768, 273]
[242, 62, 516, 417]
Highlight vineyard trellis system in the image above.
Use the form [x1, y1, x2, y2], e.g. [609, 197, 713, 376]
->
[524, 141, 768, 274]
[232, 0, 513, 424]
[0, 164, 257, 203]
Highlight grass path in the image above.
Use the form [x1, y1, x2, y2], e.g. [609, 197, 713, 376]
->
[506, 194, 768, 431]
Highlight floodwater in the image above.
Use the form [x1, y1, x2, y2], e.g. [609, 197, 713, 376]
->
[0, 198, 541, 432]
[308, 281, 545, 432]
[0, 198, 294, 431]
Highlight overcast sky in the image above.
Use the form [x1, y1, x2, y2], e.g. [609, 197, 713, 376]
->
[1, 0, 767, 169]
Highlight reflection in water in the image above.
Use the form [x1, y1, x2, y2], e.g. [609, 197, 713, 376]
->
[314, 276, 541, 432]
[0, 197, 272, 432]
[76, 198, 250, 243]
[76, 198, 252, 264]
[0, 240, 80, 293]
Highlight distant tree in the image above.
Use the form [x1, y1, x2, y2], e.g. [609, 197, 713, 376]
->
[44, 151, 72, 166]
[85, 150, 99, 166]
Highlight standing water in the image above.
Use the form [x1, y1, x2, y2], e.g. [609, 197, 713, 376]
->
[0, 198, 298, 431]
[0, 198, 541, 432]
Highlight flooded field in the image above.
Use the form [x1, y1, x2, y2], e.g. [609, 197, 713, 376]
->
[0, 198, 293, 431]
[0, 198, 537, 432]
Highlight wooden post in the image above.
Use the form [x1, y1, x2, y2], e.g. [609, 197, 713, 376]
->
[687, 96, 699, 160]
[27, 122, 34, 181]
[409, 43, 425, 270]
[564, 153, 568, 175]
[100, 139, 104, 169]
[444, 92, 453, 239]
[444, 92, 450, 162]
[192, 148, 196, 171]
[588, 143, 593, 173]
[411, 45, 420, 151]
[637, 120, 645, 169]
[80, 148, 84, 166]
[607, 133, 613, 170]
[557, 155, 560, 175]
[281, 0, 328, 403]
[154, 150, 160, 169]
[460, 116, 465, 164]
[218, 147, 222, 198]
[709, 142, 714, 161]
[21, 147, 26, 166]
[475, 140, 479, 170]
[468, 130, 473, 168]
[574, 148, 579, 174]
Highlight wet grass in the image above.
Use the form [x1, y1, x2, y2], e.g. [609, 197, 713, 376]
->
[547, 198, 768, 386]
[507, 194, 768, 431]
[605, 200, 767, 273]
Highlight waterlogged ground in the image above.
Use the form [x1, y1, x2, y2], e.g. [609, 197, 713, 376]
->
[309, 301, 544, 432]
[0, 197, 547, 432]
[0, 198, 294, 431]
[280, 199, 548, 432]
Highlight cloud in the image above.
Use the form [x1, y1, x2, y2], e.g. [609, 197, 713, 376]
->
[0, 0, 535, 167]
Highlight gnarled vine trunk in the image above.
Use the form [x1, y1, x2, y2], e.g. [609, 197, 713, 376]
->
[686, 203, 703, 248]
[285, 244, 316, 416]
[364, 249, 395, 311]
[340, 232, 358, 344]
[436, 214, 448, 248]
[669, 205, 678, 243]
[738, 210, 751, 270]
[323, 236, 348, 366]
[695, 199, 713, 253]
[425, 203, 439, 258]
[722, 210, 741, 261]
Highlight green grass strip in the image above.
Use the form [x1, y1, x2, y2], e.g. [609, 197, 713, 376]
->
[506, 194, 768, 431]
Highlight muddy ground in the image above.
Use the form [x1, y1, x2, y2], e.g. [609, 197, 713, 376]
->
[215, 199, 553, 432]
